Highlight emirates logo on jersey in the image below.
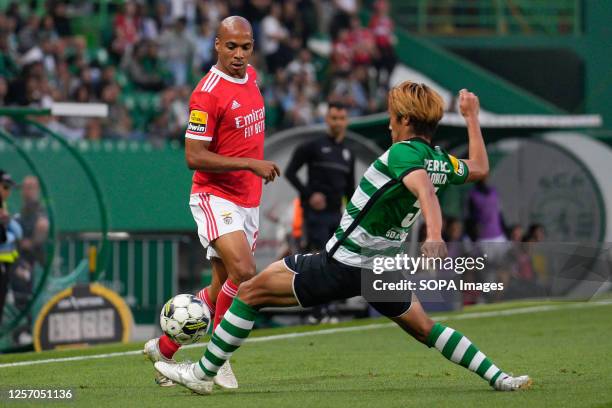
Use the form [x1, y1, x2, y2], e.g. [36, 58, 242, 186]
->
[235, 108, 265, 129]
[235, 107, 265, 138]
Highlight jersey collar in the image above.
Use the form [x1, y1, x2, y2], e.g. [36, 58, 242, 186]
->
[210, 65, 249, 84]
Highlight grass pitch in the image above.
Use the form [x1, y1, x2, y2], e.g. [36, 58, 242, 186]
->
[1, 300, 612, 408]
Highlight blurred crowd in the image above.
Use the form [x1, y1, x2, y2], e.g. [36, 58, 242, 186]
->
[0, 0, 397, 143]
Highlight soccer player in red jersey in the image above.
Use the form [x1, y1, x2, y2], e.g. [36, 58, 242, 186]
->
[144, 16, 280, 390]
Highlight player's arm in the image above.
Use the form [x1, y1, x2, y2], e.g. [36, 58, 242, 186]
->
[186, 139, 280, 183]
[458, 89, 489, 182]
[402, 170, 447, 258]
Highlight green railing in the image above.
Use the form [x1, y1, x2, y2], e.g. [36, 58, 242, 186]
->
[393, 0, 581, 36]
[58, 235, 180, 324]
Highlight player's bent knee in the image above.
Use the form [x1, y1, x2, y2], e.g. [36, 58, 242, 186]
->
[237, 261, 292, 307]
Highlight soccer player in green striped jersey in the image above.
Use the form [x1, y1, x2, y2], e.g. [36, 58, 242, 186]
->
[155, 82, 532, 394]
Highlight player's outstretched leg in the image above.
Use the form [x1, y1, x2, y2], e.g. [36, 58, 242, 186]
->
[155, 260, 297, 394]
[391, 296, 532, 391]
[205, 232, 260, 389]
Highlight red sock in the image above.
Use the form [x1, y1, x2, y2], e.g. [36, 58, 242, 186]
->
[214, 280, 238, 330]
[158, 334, 180, 359]
[196, 287, 216, 319]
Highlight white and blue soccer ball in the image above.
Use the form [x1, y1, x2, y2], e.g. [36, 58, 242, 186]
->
[160, 294, 211, 345]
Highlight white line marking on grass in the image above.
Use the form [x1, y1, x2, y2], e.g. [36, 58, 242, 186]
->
[0, 350, 144, 368]
[1, 300, 610, 369]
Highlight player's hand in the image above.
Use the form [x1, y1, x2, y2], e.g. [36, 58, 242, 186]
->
[250, 159, 281, 184]
[459, 89, 480, 120]
[421, 239, 447, 260]
[308, 192, 327, 211]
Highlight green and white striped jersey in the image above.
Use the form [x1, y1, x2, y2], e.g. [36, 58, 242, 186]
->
[326, 138, 469, 268]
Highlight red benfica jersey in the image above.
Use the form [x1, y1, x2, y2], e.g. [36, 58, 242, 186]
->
[185, 65, 265, 207]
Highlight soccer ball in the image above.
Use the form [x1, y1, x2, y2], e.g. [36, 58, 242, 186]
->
[160, 294, 211, 345]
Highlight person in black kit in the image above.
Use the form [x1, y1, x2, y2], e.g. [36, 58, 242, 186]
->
[286, 102, 355, 252]
[285, 103, 355, 323]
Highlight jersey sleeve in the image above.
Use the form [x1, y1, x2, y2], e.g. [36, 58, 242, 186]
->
[185, 91, 218, 142]
[447, 154, 470, 185]
[387, 142, 425, 180]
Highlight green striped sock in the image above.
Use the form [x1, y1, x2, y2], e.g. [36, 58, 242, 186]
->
[426, 322, 507, 386]
[194, 297, 258, 379]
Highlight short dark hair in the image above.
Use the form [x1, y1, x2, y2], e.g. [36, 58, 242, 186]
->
[327, 101, 347, 112]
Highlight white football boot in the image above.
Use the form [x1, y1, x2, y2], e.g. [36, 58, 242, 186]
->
[213, 361, 239, 389]
[143, 338, 175, 387]
[154, 361, 214, 395]
[493, 375, 532, 391]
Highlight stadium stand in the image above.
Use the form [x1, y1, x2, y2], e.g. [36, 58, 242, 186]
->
[0, 0, 396, 141]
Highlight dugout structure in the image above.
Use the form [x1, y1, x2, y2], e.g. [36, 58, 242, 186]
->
[0, 106, 110, 352]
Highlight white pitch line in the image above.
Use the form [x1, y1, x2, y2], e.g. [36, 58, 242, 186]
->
[0, 350, 144, 369]
[1, 300, 610, 369]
